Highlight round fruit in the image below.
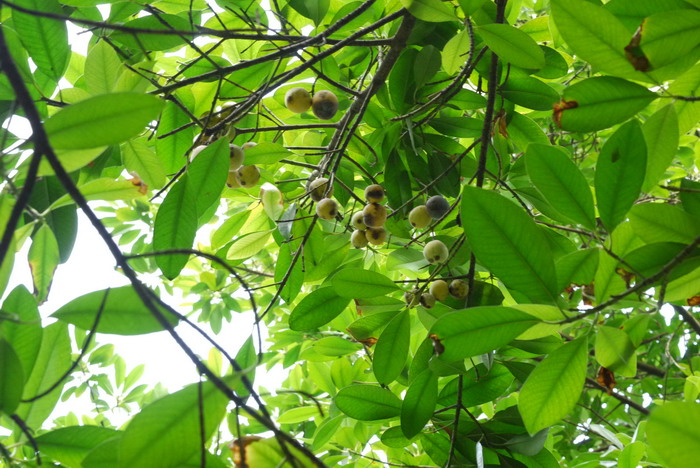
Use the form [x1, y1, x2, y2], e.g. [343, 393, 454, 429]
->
[351, 229, 368, 249]
[229, 144, 245, 171]
[364, 184, 385, 203]
[409, 205, 431, 229]
[420, 293, 436, 309]
[308, 177, 332, 202]
[226, 171, 241, 188]
[366, 227, 386, 246]
[351, 211, 366, 231]
[242, 141, 257, 150]
[423, 240, 449, 264]
[236, 165, 260, 188]
[426, 195, 450, 219]
[311, 90, 339, 120]
[363, 203, 387, 228]
[449, 279, 469, 299]
[429, 280, 449, 302]
[189, 144, 207, 162]
[285, 87, 312, 113]
[404, 289, 420, 308]
[316, 198, 338, 220]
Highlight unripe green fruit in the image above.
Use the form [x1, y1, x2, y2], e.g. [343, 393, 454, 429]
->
[236, 165, 260, 188]
[363, 203, 387, 228]
[426, 195, 450, 219]
[229, 144, 245, 171]
[311, 90, 339, 120]
[409, 205, 431, 229]
[420, 293, 436, 309]
[351, 229, 368, 249]
[423, 240, 449, 264]
[429, 280, 449, 302]
[316, 198, 338, 220]
[308, 177, 332, 202]
[404, 289, 420, 308]
[285, 87, 312, 113]
[351, 211, 366, 231]
[366, 227, 386, 246]
[226, 171, 241, 188]
[449, 279, 469, 299]
[364, 184, 385, 203]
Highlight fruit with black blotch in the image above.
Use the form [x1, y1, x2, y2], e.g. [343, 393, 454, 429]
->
[423, 240, 449, 264]
[426, 195, 450, 219]
[449, 279, 468, 299]
[229, 144, 244, 171]
[311, 90, 339, 120]
[351, 211, 366, 231]
[408, 205, 431, 228]
[366, 227, 386, 245]
[403, 289, 420, 308]
[420, 293, 436, 309]
[363, 203, 387, 228]
[285, 87, 311, 113]
[236, 165, 260, 188]
[316, 198, 338, 220]
[429, 280, 449, 302]
[226, 171, 241, 188]
[308, 177, 332, 202]
[351, 229, 368, 249]
[364, 184, 385, 203]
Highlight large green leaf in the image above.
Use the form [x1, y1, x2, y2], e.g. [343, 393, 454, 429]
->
[429, 307, 540, 362]
[556, 248, 599, 291]
[640, 10, 700, 70]
[525, 144, 595, 229]
[518, 337, 588, 434]
[51, 286, 178, 335]
[629, 203, 700, 244]
[438, 364, 514, 407]
[331, 268, 398, 299]
[243, 142, 292, 165]
[50, 178, 146, 210]
[477, 24, 545, 69]
[335, 385, 402, 420]
[501, 76, 559, 111]
[461, 186, 558, 303]
[555, 77, 655, 132]
[122, 139, 167, 190]
[84, 40, 122, 95]
[646, 401, 700, 468]
[185, 137, 229, 218]
[1, 286, 42, 380]
[35, 426, 120, 468]
[153, 179, 197, 279]
[288, 287, 350, 331]
[0, 340, 24, 414]
[442, 29, 471, 75]
[400, 0, 456, 23]
[595, 120, 647, 231]
[288, 0, 330, 25]
[595, 326, 637, 377]
[642, 105, 680, 192]
[156, 101, 194, 174]
[373, 311, 410, 385]
[668, 62, 700, 134]
[45, 93, 164, 149]
[27, 224, 59, 303]
[401, 369, 438, 438]
[112, 14, 192, 51]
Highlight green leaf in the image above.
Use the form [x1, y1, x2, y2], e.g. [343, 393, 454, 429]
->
[555, 77, 656, 132]
[595, 120, 647, 231]
[50, 178, 146, 210]
[28, 224, 60, 303]
[112, 14, 192, 51]
[556, 248, 599, 291]
[84, 40, 122, 95]
[401, 369, 438, 438]
[38, 147, 107, 177]
[429, 307, 539, 362]
[647, 401, 700, 468]
[277, 406, 322, 424]
[442, 29, 471, 75]
[414, 45, 441, 89]
[429, 117, 483, 138]
[156, 101, 194, 174]
[331, 268, 398, 298]
[461, 186, 558, 303]
[438, 364, 514, 407]
[501, 76, 559, 111]
[12, 0, 69, 81]
[525, 144, 595, 229]
[35, 426, 120, 467]
[0, 340, 24, 414]
[373, 311, 410, 385]
[119, 377, 237, 468]
[227, 230, 273, 261]
[1, 286, 42, 379]
[642, 105, 679, 192]
[312, 337, 362, 357]
[335, 385, 401, 420]
[185, 137, 229, 218]
[595, 326, 637, 377]
[518, 337, 588, 435]
[640, 10, 700, 70]
[477, 24, 545, 69]
[45, 93, 164, 149]
[668, 62, 700, 134]
[288, 0, 330, 26]
[289, 287, 350, 331]
[681, 179, 700, 217]
[243, 142, 292, 165]
[629, 203, 700, 244]
[153, 179, 197, 279]
[51, 286, 178, 335]
[400, 0, 456, 23]
[122, 140, 167, 190]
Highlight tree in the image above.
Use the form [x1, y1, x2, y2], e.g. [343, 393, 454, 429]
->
[0, 0, 699, 466]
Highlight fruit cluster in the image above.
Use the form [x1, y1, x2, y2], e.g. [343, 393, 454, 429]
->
[404, 278, 469, 309]
[285, 87, 339, 120]
[351, 184, 388, 248]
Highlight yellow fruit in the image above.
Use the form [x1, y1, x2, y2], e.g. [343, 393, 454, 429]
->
[423, 240, 449, 264]
[311, 90, 339, 120]
[229, 144, 245, 171]
[420, 293, 436, 309]
[366, 227, 386, 246]
[351, 229, 368, 249]
[351, 211, 366, 231]
[364, 184, 385, 203]
[449, 279, 469, 299]
[363, 203, 387, 228]
[236, 165, 260, 188]
[409, 205, 431, 229]
[316, 198, 338, 220]
[426, 195, 450, 219]
[226, 171, 241, 188]
[285, 87, 312, 113]
[308, 177, 332, 202]
[429, 280, 449, 302]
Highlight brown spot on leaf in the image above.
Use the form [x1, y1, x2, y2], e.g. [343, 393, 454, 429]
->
[358, 337, 378, 347]
[553, 99, 578, 128]
[129, 173, 148, 195]
[597, 367, 616, 395]
[230, 436, 263, 467]
[624, 22, 651, 71]
[429, 333, 444, 355]
[687, 295, 700, 306]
